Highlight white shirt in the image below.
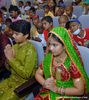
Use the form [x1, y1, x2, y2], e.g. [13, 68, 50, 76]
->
[37, 34, 46, 47]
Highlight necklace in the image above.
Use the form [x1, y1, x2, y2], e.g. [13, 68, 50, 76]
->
[52, 54, 67, 72]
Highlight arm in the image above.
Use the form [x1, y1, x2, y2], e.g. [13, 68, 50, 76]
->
[47, 63, 85, 96]
[48, 76, 85, 96]
[35, 67, 56, 90]
[35, 67, 45, 86]
[57, 63, 85, 96]
[9, 46, 37, 79]
[58, 77, 84, 96]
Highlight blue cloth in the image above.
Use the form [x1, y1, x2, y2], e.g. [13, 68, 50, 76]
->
[68, 18, 81, 24]
[25, 93, 34, 100]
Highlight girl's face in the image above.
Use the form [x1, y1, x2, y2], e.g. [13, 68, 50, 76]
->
[65, 6, 73, 15]
[59, 17, 68, 27]
[42, 20, 52, 30]
[25, 10, 30, 15]
[45, 8, 49, 13]
[32, 18, 39, 26]
[12, 31, 27, 43]
[29, 10, 34, 18]
[10, 11, 17, 18]
[48, 36, 65, 56]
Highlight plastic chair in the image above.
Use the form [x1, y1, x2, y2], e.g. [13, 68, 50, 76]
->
[78, 15, 89, 28]
[77, 46, 89, 77]
[64, 0, 72, 6]
[29, 40, 44, 66]
[73, 6, 84, 18]
[53, 17, 59, 27]
[36, 9, 44, 17]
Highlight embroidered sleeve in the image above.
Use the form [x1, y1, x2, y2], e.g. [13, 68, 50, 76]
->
[70, 62, 81, 79]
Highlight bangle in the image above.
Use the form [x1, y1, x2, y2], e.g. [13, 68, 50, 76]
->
[60, 87, 65, 95]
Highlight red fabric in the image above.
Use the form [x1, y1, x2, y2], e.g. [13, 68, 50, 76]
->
[43, 30, 49, 42]
[0, 32, 9, 68]
[43, 26, 54, 42]
[73, 28, 89, 46]
[34, 94, 49, 100]
[35, 94, 71, 100]
[60, 64, 70, 81]
[40, 63, 43, 70]
[70, 62, 81, 79]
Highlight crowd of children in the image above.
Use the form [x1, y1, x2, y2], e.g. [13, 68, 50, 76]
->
[0, 0, 89, 100]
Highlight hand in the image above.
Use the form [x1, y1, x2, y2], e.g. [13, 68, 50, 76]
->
[4, 44, 15, 60]
[50, 85, 58, 93]
[84, 40, 89, 48]
[43, 77, 57, 92]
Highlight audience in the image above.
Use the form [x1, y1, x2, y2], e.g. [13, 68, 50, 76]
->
[67, 18, 89, 47]
[0, 1, 89, 99]
[0, 20, 37, 100]
[9, 5, 22, 22]
[58, 15, 69, 27]
[64, 5, 77, 19]
[30, 15, 40, 39]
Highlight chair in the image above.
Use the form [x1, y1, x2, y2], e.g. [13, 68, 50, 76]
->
[14, 40, 44, 98]
[77, 46, 89, 77]
[29, 40, 44, 66]
[78, 15, 89, 28]
[64, 0, 72, 6]
[53, 17, 59, 27]
[36, 9, 44, 17]
[73, 6, 84, 18]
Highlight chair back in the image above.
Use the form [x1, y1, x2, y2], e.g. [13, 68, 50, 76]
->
[36, 9, 44, 17]
[78, 15, 89, 28]
[64, 0, 72, 6]
[53, 17, 59, 27]
[77, 46, 89, 77]
[29, 40, 44, 66]
[73, 6, 84, 18]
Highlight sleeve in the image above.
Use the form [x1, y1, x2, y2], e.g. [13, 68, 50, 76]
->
[70, 62, 81, 79]
[9, 45, 37, 79]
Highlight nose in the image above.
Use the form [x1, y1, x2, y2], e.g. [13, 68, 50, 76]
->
[49, 45, 54, 52]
